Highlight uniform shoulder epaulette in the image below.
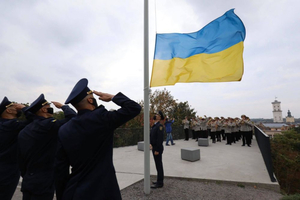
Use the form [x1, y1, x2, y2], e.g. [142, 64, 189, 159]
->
[52, 119, 57, 123]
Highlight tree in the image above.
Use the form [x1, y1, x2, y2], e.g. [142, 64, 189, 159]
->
[121, 100, 144, 128]
[149, 88, 177, 118]
[53, 111, 65, 120]
[121, 89, 196, 128]
[271, 130, 300, 194]
[172, 101, 196, 125]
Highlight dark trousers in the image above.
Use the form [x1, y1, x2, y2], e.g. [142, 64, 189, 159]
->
[246, 131, 252, 145]
[226, 133, 232, 144]
[195, 131, 200, 140]
[242, 132, 246, 145]
[22, 192, 54, 200]
[199, 130, 207, 138]
[0, 176, 20, 200]
[232, 132, 237, 143]
[184, 129, 189, 140]
[192, 130, 195, 139]
[207, 129, 211, 137]
[152, 151, 164, 185]
[216, 131, 222, 141]
[221, 130, 226, 140]
[210, 132, 216, 142]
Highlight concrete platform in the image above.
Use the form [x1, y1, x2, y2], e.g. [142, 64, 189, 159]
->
[114, 137, 279, 191]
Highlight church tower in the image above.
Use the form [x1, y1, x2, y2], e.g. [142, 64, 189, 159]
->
[272, 98, 283, 123]
[286, 110, 295, 123]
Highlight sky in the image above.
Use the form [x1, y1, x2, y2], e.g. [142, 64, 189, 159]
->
[0, 0, 299, 119]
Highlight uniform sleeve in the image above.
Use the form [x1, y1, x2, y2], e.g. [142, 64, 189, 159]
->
[55, 139, 70, 200]
[153, 125, 164, 153]
[61, 105, 77, 119]
[51, 106, 77, 131]
[18, 144, 26, 177]
[102, 92, 141, 130]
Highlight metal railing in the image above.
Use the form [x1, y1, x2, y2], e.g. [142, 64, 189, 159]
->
[254, 126, 277, 182]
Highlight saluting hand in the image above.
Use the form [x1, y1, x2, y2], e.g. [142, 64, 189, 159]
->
[93, 91, 114, 102]
[51, 101, 64, 109]
[14, 103, 25, 110]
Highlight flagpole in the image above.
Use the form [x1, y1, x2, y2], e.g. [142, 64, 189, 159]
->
[143, 0, 151, 195]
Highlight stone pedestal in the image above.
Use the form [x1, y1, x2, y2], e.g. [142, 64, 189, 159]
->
[137, 141, 144, 151]
[198, 138, 209, 146]
[181, 147, 200, 162]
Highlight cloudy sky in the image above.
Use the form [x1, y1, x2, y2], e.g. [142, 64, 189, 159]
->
[0, 0, 299, 119]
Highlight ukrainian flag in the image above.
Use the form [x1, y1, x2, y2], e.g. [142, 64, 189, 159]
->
[150, 9, 246, 87]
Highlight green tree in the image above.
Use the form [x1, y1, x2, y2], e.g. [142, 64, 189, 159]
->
[149, 88, 177, 117]
[121, 89, 196, 128]
[271, 130, 300, 194]
[53, 111, 65, 120]
[172, 101, 196, 125]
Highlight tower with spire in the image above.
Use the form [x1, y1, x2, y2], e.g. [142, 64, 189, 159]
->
[286, 109, 295, 123]
[272, 98, 283, 123]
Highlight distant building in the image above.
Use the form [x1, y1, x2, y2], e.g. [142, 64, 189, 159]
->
[272, 99, 283, 123]
[286, 110, 295, 123]
[258, 123, 289, 138]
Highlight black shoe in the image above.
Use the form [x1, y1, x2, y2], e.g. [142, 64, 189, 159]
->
[226, 143, 230, 145]
[152, 181, 157, 184]
[195, 140, 198, 142]
[166, 144, 170, 146]
[151, 184, 163, 189]
[247, 145, 251, 147]
[172, 143, 175, 145]
[242, 144, 245, 146]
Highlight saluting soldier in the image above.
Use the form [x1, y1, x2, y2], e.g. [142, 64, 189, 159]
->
[55, 78, 141, 200]
[220, 116, 226, 140]
[0, 97, 30, 200]
[232, 118, 240, 143]
[207, 117, 212, 139]
[209, 118, 217, 143]
[182, 116, 190, 141]
[194, 117, 201, 141]
[216, 117, 223, 142]
[150, 111, 165, 188]
[199, 115, 209, 138]
[245, 116, 254, 146]
[239, 115, 252, 147]
[223, 118, 232, 145]
[18, 94, 76, 200]
[190, 118, 196, 139]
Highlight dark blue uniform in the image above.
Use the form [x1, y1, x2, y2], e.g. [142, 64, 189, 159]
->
[55, 92, 141, 200]
[18, 106, 76, 199]
[0, 117, 30, 200]
[150, 121, 164, 186]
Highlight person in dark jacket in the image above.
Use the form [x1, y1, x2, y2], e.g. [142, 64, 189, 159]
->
[150, 111, 165, 189]
[18, 94, 76, 200]
[55, 78, 141, 200]
[0, 97, 31, 200]
[165, 118, 175, 146]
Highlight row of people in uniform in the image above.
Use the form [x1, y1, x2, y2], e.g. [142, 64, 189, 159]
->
[0, 78, 141, 200]
[182, 115, 254, 147]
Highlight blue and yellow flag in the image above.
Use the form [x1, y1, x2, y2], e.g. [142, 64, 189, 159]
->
[150, 9, 246, 87]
